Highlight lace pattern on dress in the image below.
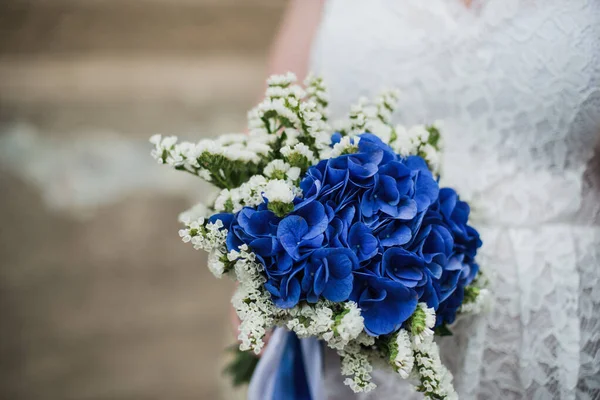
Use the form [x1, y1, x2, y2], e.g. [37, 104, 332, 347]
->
[311, 0, 600, 398]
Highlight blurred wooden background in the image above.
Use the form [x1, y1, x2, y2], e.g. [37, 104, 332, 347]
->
[0, 1, 286, 399]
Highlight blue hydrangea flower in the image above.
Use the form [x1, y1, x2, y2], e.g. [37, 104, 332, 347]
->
[277, 201, 328, 261]
[431, 188, 482, 324]
[434, 281, 465, 326]
[301, 248, 359, 303]
[219, 131, 481, 330]
[265, 269, 303, 309]
[348, 223, 378, 262]
[351, 271, 418, 335]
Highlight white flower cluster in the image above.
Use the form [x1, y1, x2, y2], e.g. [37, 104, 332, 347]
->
[207, 246, 227, 278]
[212, 175, 300, 214]
[248, 72, 330, 159]
[338, 333, 377, 393]
[332, 302, 365, 346]
[275, 300, 377, 393]
[178, 216, 229, 278]
[374, 90, 400, 125]
[263, 179, 296, 204]
[400, 303, 458, 400]
[410, 303, 436, 346]
[304, 74, 329, 118]
[150, 134, 177, 164]
[328, 91, 443, 176]
[286, 301, 334, 338]
[337, 90, 397, 141]
[299, 102, 332, 152]
[149, 133, 273, 187]
[229, 245, 279, 354]
[326, 136, 361, 159]
[413, 341, 458, 400]
[283, 301, 366, 354]
[150, 134, 270, 167]
[263, 159, 301, 181]
[460, 287, 492, 315]
[390, 124, 443, 175]
[266, 71, 297, 87]
[213, 175, 268, 213]
[178, 217, 227, 251]
[389, 329, 415, 379]
[341, 97, 370, 137]
[280, 142, 317, 168]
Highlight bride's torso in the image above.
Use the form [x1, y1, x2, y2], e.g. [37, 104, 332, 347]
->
[310, 1, 600, 399]
[310, 0, 600, 228]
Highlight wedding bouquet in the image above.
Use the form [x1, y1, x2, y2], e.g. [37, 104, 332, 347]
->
[150, 73, 489, 399]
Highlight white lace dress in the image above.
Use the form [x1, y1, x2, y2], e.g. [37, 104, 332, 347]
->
[309, 1, 600, 399]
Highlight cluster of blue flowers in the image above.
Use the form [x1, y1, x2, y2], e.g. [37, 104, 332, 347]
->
[215, 133, 481, 336]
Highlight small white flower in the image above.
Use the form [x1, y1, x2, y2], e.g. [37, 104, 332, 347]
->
[149, 134, 179, 163]
[412, 340, 458, 400]
[196, 139, 223, 155]
[391, 329, 415, 379]
[391, 125, 419, 157]
[336, 302, 364, 342]
[222, 147, 260, 163]
[266, 72, 297, 86]
[178, 228, 192, 243]
[197, 168, 212, 181]
[283, 128, 300, 146]
[263, 180, 295, 203]
[216, 133, 247, 146]
[207, 247, 226, 278]
[408, 124, 430, 144]
[411, 303, 436, 346]
[246, 141, 271, 156]
[339, 344, 377, 393]
[281, 143, 317, 165]
[149, 134, 162, 145]
[366, 119, 392, 144]
[329, 136, 360, 158]
[287, 166, 301, 181]
[421, 143, 441, 175]
[460, 288, 492, 314]
[214, 189, 232, 212]
[263, 159, 291, 179]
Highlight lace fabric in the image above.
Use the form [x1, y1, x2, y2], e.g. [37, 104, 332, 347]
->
[310, 0, 600, 398]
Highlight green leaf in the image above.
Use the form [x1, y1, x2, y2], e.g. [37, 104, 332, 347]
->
[463, 286, 481, 304]
[222, 345, 259, 387]
[425, 125, 442, 148]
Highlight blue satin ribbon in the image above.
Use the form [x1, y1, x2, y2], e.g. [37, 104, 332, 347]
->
[271, 331, 313, 400]
[248, 328, 323, 400]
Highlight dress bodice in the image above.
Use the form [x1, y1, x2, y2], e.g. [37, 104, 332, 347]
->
[310, 1, 600, 399]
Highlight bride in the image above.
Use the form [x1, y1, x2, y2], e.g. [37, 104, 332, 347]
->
[255, 0, 600, 398]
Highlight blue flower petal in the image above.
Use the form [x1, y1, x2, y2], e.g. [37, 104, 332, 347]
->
[273, 276, 301, 308]
[379, 222, 412, 247]
[353, 273, 418, 335]
[322, 274, 353, 302]
[278, 216, 309, 259]
[295, 202, 329, 240]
